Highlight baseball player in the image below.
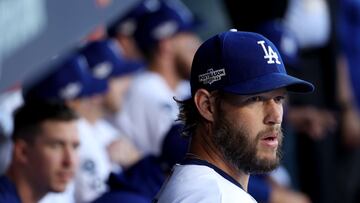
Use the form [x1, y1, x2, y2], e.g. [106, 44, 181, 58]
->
[107, 0, 151, 61]
[0, 100, 79, 203]
[154, 30, 314, 202]
[25, 49, 144, 203]
[113, 0, 201, 157]
[80, 39, 143, 121]
[23, 54, 114, 203]
[79, 39, 144, 173]
[81, 39, 170, 203]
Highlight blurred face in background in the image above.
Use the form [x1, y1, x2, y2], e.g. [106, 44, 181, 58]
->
[116, 36, 144, 61]
[67, 94, 106, 124]
[87, 94, 106, 121]
[172, 32, 201, 79]
[23, 120, 79, 193]
[103, 75, 133, 114]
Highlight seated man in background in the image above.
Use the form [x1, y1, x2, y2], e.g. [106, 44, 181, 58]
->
[0, 101, 80, 203]
[23, 53, 143, 203]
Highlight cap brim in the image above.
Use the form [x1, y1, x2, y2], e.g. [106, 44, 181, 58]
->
[223, 72, 314, 95]
[111, 60, 144, 77]
[80, 77, 108, 97]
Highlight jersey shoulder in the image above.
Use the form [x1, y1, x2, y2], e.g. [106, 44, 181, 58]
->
[155, 165, 257, 203]
[155, 165, 223, 203]
[0, 176, 21, 203]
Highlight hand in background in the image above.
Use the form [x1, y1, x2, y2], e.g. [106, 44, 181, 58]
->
[107, 137, 143, 169]
[270, 185, 311, 203]
[288, 106, 336, 140]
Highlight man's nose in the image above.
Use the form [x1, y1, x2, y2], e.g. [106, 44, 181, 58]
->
[263, 99, 283, 125]
[62, 146, 78, 169]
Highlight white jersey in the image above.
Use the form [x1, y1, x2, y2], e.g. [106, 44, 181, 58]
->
[155, 159, 257, 203]
[39, 182, 76, 203]
[113, 71, 184, 156]
[92, 119, 120, 148]
[0, 89, 23, 175]
[74, 118, 121, 203]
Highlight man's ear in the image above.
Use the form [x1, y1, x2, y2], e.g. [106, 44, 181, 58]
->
[13, 139, 31, 164]
[194, 89, 215, 122]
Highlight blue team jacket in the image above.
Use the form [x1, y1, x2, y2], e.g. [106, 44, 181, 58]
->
[0, 175, 21, 203]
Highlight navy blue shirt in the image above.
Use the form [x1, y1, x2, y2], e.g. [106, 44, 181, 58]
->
[93, 155, 164, 203]
[338, 0, 360, 110]
[0, 175, 21, 203]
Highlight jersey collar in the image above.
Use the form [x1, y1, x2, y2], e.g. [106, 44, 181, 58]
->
[181, 157, 245, 190]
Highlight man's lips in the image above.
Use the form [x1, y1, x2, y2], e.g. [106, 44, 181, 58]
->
[57, 171, 74, 182]
[260, 133, 279, 148]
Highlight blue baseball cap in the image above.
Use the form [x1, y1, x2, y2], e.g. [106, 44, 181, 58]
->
[80, 39, 144, 80]
[24, 54, 108, 102]
[190, 30, 314, 96]
[255, 20, 299, 67]
[133, 0, 201, 53]
[108, 0, 162, 37]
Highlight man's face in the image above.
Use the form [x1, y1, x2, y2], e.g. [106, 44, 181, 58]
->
[26, 120, 79, 192]
[79, 94, 106, 123]
[172, 32, 201, 80]
[103, 75, 133, 114]
[212, 88, 285, 174]
[117, 36, 144, 61]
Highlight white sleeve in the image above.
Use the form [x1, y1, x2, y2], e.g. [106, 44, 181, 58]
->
[39, 182, 76, 203]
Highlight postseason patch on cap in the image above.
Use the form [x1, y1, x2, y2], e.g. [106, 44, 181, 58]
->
[198, 68, 226, 85]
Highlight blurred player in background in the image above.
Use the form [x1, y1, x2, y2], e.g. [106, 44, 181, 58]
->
[113, 0, 201, 159]
[0, 101, 79, 203]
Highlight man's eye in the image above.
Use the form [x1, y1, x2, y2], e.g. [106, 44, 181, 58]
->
[73, 142, 80, 150]
[247, 96, 262, 103]
[274, 96, 285, 103]
[49, 142, 62, 149]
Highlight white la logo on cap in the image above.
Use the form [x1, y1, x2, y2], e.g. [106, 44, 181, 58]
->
[60, 82, 82, 100]
[93, 62, 112, 79]
[257, 40, 281, 65]
[152, 20, 178, 40]
[199, 68, 226, 85]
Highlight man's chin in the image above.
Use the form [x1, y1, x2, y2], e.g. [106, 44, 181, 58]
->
[245, 155, 280, 174]
[50, 183, 68, 193]
[257, 151, 278, 162]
